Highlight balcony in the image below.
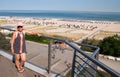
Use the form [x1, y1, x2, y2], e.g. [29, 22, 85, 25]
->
[0, 27, 120, 77]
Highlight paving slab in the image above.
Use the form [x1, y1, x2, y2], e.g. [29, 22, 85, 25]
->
[26, 41, 74, 76]
[0, 55, 45, 77]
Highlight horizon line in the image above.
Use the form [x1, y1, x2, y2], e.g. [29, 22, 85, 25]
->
[0, 10, 120, 13]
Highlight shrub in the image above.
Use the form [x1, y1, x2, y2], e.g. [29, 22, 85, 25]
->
[0, 32, 10, 51]
[100, 35, 120, 57]
[25, 34, 49, 44]
[81, 39, 100, 52]
[81, 35, 120, 57]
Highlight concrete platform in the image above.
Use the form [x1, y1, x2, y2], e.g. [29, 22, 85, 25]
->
[0, 55, 45, 77]
[26, 41, 74, 76]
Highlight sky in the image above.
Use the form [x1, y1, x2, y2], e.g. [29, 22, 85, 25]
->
[0, 0, 120, 12]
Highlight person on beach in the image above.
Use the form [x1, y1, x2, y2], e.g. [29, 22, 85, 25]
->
[11, 22, 38, 73]
[59, 41, 66, 53]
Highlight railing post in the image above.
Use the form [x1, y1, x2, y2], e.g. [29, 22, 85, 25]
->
[94, 51, 99, 76]
[95, 51, 99, 61]
[71, 50, 77, 77]
[48, 39, 52, 74]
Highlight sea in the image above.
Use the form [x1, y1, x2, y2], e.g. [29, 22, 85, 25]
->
[0, 10, 120, 21]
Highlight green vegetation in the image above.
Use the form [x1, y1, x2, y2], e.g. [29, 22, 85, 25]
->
[100, 35, 120, 57]
[81, 35, 120, 57]
[8, 33, 50, 44]
[25, 34, 49, 44]
[81, 39, 100, 52]
[0, 33, 10, 51]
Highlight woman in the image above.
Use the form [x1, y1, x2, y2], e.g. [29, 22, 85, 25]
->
[11, 22, 37, 73]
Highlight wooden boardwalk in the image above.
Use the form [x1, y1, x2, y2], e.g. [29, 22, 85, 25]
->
[0, 55, 45, 77]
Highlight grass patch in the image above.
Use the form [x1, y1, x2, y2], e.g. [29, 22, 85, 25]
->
[8, 33, 50, 44]
[25, 34, 50, 44]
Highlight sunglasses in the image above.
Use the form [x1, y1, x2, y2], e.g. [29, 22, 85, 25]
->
[17, 26, 23, 28]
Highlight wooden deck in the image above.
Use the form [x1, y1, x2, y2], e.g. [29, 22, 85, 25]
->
[0, 55, 45, 77]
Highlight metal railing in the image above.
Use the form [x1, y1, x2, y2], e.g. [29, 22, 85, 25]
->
[40, 36, 120, 77]
[71, 43, 99, 77]
[0, 26, 120, 77]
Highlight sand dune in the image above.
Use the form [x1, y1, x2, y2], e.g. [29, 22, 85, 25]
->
[0, 17, 120, 41]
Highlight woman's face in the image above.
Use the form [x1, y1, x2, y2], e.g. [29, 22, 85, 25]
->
[17, 26, 23, 32]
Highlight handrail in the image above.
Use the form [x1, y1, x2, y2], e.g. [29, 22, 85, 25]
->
[0, 27, 120, 77]
[0, 26, 15, 31]
[73, 43, 99, 76]
[75, 42, 100, 57]
[41, 36, 120, 77]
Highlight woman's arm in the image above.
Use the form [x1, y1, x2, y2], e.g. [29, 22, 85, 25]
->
[24, 30, 40, 36]
[20, 35, 23, 54]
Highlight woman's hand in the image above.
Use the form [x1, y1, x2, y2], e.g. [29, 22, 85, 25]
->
[11, 47, 14, 55]
[25, 30, 40, 36]
[19, 49, 22, 54]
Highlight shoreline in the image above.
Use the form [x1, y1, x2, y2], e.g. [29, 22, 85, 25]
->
[0, 16, 120, 22]
[0, 16, 120, 41]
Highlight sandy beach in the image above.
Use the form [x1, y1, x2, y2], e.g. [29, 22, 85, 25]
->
[0, 16, 120, 41]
